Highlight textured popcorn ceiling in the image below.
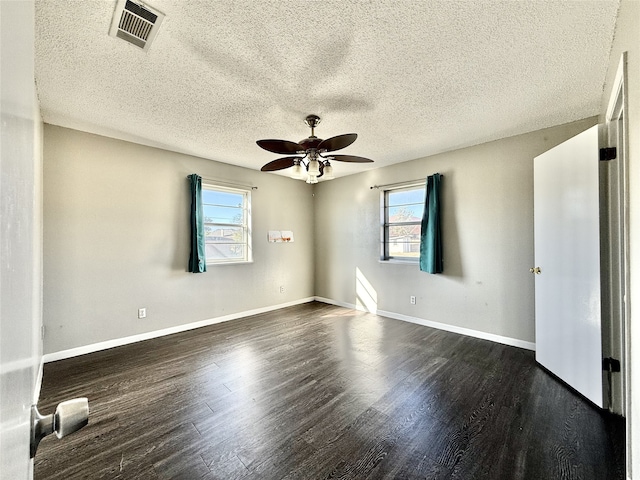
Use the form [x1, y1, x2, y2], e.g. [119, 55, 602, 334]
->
[35, 1, 620, 178]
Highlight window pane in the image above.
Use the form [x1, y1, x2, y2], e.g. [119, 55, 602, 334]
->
[390, 248, 420, 258]
[387, 188, 424, 207]
[205, 243, 246, 261]
[205, 225, 244, 244]
[202, 189, 243, 207]
[387, 224, 421, 259]
[388, 205, 423, 222]
[382, 185, 425, 262]
[388, 224, 421, 239]
[387, 235, 420, 257]
[202, 185, 251, 264]
[203, 205, 243, 225]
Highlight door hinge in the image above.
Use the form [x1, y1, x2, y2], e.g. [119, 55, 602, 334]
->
[599, 147, 617, 161]
[603, 357, 621, 372]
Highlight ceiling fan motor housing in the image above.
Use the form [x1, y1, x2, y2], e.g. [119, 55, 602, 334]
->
[299, 137, 322, 151]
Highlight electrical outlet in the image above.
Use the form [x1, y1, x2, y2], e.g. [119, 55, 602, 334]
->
[138, 308, 146, 319]
[279, 286, 285, 294]
[410, 296, 416, 305]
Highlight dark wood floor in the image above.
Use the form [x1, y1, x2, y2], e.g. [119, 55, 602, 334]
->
[35, 302, 625, 479]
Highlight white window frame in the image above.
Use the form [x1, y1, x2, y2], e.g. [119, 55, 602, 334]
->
[202, 183, 252, 265]
[380, 182, 425, 263]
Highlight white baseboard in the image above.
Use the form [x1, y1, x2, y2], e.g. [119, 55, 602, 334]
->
[43, 296, 535, 363]
[314, 296, 357, 311]
[314, 297, 363, 311]
[314, 296, 535, 351]
[43, 297, 315, 363]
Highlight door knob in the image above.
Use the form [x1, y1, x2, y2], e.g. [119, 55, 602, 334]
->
[31, 397, 89, 458]
[530, 267, 542, 274]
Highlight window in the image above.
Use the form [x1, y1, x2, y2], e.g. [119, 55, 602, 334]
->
[381, 184, 425, 261]
[202, 184, 252, 264]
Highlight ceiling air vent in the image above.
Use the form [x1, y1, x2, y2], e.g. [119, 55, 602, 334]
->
[109, 0, 165, 52]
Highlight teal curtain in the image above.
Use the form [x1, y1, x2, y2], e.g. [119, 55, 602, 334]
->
[419, 173, 443, 273]
[188, 174, 207, 273]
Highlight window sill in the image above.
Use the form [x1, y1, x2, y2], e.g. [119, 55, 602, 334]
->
[379, 259, 419, 265]
[206, 260, 254, 266]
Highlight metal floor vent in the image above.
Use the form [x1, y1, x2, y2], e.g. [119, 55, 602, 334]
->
[109, 0, 165, 52]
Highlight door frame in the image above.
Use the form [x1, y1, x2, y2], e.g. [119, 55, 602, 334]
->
[604, 51, 631, 474]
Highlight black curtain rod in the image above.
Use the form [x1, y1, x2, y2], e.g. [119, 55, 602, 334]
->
[186, 175, 258, 190]
[370, 174, 443, 190]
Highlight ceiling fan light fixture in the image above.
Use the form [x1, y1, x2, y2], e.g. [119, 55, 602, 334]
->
[307, 159, 320, 176]
[290, 162, 303, 179]
[306, 174, 318, 184]
[323, 162, 334, 180]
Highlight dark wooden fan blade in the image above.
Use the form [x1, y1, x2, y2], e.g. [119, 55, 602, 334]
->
[327, 154, 373, 163]
[260, 157, 299, 172]
[256, 139, 304, 155]
[317, 133, 357, 153]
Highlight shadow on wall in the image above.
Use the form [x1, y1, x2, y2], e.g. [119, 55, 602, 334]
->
[173, 176, 191, 272]
[441, 172, 463, 279]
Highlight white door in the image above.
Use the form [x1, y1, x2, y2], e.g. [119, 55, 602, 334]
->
[533, 125, 604, 408]
[0, 1, 42, 479]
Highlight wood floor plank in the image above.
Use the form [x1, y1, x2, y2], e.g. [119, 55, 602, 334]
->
[35, 302, 625, 479]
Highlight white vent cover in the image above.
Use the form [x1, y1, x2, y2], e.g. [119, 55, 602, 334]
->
[109, 0, 165, 52]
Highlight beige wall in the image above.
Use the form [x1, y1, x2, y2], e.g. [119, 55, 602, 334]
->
[43, 125, 315, 354]
[599, 0, 640, 476]
[314, 117, 597, 345]
[45, 114, 599, 355]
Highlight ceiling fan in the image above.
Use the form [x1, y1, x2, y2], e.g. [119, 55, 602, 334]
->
[257, 114, 373, 184]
